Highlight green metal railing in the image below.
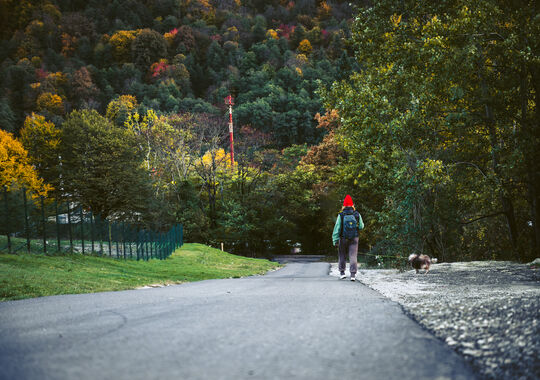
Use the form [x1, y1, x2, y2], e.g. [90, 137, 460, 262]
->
[0, 187, 183, 260]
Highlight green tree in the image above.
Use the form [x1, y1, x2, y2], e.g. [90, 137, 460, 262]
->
[323, 0, 539, 261]
[0, 99, 17, 133]
[60, 109, 151, 219]
[132, 29, 168, 71]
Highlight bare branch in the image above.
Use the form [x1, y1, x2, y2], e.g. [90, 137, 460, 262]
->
[460, 211, 505, 225]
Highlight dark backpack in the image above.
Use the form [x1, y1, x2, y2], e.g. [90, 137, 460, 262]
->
[341, 209, 359, 239]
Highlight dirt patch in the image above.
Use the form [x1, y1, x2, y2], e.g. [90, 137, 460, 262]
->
[331, 261, 540, 380]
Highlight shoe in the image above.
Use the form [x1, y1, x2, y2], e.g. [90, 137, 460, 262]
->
[350, 276, 356, 281]
[340, 274, 347, 280]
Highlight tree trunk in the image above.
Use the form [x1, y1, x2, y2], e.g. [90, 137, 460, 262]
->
[484, 99, 522, 261]
[526, 66, 540, 258]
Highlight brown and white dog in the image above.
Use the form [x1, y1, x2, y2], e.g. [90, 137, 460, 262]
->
[408, 253, 437, 274]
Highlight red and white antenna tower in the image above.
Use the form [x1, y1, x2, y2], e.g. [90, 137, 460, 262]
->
[225, 95, 235, 168]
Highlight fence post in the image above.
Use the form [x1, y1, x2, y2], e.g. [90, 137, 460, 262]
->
[153, 231, 157, 259]
[128, 225, 133, 259]
[136, 228, 140, 261]
[90, 210, 95, 254]
[161, 231, 165, 259]
[98, 216, 103, 255]
[80, 206, 85, 255]
[4, 187, 11, 253]
[107, 219, 112, 257]
[141, 230, 145, 260]
[171, 225, 176, 251]
[41, 196, 46, 254]
[67, 202, 73, 253]
[180, 224, 183, 247]
[166, 226, 171, 257]
[143, 230, 147, 260]
[164, 231, 168, 259]
[155, 231, 159, 260]
[114, 223, 120, 258]
[171, 227, 174, 254]
[122, 223, 126, 259]
[22, 188, 30, 253]
[145, 231, 152, 260]
[55, 200, 61, 252]
[148, 231, 153, 259]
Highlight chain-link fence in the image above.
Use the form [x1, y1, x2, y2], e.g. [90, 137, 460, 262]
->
[0, 187, 183, 260]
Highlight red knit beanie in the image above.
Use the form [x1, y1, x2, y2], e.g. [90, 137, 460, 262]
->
[343, 194, 354, 207]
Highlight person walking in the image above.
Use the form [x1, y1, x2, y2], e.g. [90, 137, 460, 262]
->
[332, 194, 364, 281]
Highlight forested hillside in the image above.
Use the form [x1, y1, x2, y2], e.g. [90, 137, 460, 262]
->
[0, 0, 355, 255]
[1, 0, 538, 262]
[0, 0, 354, 145]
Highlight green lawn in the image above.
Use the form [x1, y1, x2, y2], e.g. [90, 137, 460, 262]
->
[0, 243, 280, 301]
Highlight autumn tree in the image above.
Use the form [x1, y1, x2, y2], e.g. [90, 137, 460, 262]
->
[298, 39, 312, 55]
[190, 114, 232, 223]
[19, 113, 61, 190]
[106, 95, 138, 126]
[110, 30, 138, 63]
[36, 92, 64, 116]
[0, 129, 49, 195]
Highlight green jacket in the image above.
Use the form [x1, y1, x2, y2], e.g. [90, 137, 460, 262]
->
[332, 208, 364, 246]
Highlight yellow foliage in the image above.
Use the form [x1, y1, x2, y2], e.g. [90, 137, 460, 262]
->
[201, 148, 236, 170]
[106, 95, 138, 123]
[20, 113, 61, 153]
[419, 158, 449, 186]
[266, 29, 278, 39]
[377, 63, 394, 74]
[0, 130, 49, 195]
[164, 32, 176, 44]
[295, 67, 303, 76]
[298, 39, 312, 54]
[296, 53, 308, 65]
[36, 92, 64, 115]
[47, 72, 68, 86]
[390, 14, 402, 28]
[110, 30, 138, 62]
[31, 56, 41, 67]
[125, 109, 158, 136]
[298, 39, 313, 55]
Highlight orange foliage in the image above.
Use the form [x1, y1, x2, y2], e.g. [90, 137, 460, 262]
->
[314, 109, 340, 131]
[317, 1, 332, 20]
[61, 33, 77, 57]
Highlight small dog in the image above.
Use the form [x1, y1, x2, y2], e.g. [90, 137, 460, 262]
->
[408, 253, 437, 274]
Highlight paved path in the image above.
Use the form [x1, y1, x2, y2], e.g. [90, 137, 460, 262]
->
[0, 263, 475, 380]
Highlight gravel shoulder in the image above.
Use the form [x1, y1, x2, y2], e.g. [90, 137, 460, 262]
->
[331, 261, 540, 380]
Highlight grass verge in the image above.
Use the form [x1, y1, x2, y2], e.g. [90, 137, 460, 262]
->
[0, 243, 280, 301]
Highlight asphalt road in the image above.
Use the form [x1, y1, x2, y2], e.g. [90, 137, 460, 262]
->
[0, 263, 476, 380]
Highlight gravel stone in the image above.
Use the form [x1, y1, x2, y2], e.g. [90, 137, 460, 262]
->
[331, 261, 540, 380]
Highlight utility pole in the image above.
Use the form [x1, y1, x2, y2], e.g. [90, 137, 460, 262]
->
[225, 95, 235, 168]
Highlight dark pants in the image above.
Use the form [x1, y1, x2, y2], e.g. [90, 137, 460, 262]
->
[338, 237, 359, 276]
